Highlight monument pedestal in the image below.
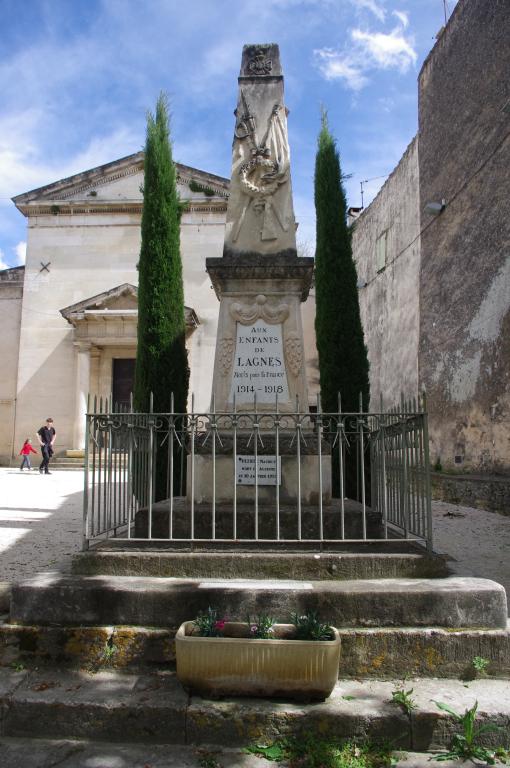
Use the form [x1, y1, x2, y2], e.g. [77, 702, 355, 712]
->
[193, 43, 329, 510]
[187, 432, 332, 506]
[206, 254, 314, 413]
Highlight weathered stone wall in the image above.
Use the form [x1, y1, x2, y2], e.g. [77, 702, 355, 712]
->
[418, 0, 510, 472]
[351, 137, 420, 410]
[431, 472, 510, 516]
[0, 268, 23, 463]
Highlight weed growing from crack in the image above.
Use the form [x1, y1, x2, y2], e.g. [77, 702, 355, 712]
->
[433, 700, 503, 764]
[472, 656, 490, 676]
[245, 736, 397, 768]
[390, 684, 416, 715]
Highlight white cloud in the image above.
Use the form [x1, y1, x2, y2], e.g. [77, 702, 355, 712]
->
[0, 249, 10, 271]
[352, 27, 416, 71]
[393, 10, 409, 28]
[353, 0, 386, 22]
[14, 242, 26, 265]
[314, 14, 416, 90]
[314, 49, 369, 90]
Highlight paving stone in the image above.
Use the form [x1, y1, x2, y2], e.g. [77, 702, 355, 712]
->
[0, 738, 279, 767]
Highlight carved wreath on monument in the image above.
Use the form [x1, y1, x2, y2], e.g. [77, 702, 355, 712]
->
[233, 93, 291, 242]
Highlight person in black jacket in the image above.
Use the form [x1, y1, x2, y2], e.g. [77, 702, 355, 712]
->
[37, 418, 56, 475]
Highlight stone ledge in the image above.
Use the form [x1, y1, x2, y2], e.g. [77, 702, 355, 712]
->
[2, 622, 510, 679]
[9, 574, 508, 629]
[71, 549, 448, 580]
[0, 670, 509, 750]
[431, 472, 510, 515]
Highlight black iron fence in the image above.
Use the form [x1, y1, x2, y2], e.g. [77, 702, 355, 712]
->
[83, 394, 432, 550]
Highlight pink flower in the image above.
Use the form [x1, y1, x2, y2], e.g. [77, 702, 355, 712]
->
[214, 619, 226, 631]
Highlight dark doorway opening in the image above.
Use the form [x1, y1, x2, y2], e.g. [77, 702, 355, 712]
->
[112, 358, 136, 408]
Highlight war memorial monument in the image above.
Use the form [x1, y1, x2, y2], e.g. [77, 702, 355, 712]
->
[0, 42, 508, 766]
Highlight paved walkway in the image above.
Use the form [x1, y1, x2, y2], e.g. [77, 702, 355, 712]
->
[0, 468, 509, 604]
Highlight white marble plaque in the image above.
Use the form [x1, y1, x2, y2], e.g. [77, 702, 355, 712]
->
[229, 322, 290, 404]
[199, 580, 313, 590]
[236, 455, 281, 485]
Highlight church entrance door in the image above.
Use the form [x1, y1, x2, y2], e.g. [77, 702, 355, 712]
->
[112, 358, 136, 408]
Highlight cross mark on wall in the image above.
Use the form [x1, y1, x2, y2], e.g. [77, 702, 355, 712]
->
[40, 261, 51, 273]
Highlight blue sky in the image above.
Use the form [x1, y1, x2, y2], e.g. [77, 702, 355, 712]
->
[0, 0, 457, 269]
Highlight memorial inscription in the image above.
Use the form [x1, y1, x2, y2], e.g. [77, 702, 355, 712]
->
[229, 322, 290, 404]
[236, 455, 281, 485]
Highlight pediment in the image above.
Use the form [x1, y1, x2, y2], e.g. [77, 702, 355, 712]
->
[61, 284, 138, 319]
[60, 283, 198, 329]
[13, 153, 229, 215]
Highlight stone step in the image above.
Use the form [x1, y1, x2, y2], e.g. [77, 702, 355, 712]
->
[0, 738, 279, 768]
[0, 739, 493, 768]
[2, 619, 509, 679]
[0, 669, 509, 749]
[9, 573, 508, 629]
[134, 498, 383, 540]
[72, 548, 449, 580]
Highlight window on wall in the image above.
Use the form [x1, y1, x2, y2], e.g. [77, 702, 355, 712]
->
[375, 230, 388, 272]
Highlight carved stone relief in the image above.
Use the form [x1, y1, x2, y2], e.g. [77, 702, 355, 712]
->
[219, 337, 235, 376]
[232, 93, 291, 243]
[247, 48, 272, 76]
[284, 332, 303, 377]
[229, 294, 289, 325]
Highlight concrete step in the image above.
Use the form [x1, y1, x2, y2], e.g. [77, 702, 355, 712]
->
[0, 669, 509, 749]
[0, 737, 279, 768]
[134, 498, 383, 540]
[9, 573, 508, 629]
[2, 619, 509, 679]
[0, 739, 493, 768]
[72, 548, 449, 580]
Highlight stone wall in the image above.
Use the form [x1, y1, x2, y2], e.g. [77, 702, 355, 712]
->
[351, 137, 420, 410]
[0, 268, 23, 463]
[418, 0, 510, 472]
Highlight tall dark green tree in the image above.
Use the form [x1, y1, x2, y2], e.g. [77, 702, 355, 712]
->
[134, 93, 189, 499]
[314, 112, 369, 498]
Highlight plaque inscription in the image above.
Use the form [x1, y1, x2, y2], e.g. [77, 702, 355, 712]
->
[229, 322, 290, 404]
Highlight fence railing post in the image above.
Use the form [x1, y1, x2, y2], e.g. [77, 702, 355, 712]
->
[422, 391, 433, 551]
[82, 393, 90, 551]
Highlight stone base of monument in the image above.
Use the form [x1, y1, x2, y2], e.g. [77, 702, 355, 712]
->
[187, 431, 332, 505]
[189, 454, 332, 505]
[134, 497, 380, 540]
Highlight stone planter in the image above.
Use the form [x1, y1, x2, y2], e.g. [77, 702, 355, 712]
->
[175, 621, 341, 701]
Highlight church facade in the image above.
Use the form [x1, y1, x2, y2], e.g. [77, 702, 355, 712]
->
[0, 152, 318, 463]
[0, 155, 230, 462]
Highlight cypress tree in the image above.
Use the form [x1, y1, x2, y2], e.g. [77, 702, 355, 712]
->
[314, 112, 369, 497]
[134, 93, 189, 500]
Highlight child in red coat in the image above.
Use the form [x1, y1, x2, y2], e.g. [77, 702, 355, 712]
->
[19, 438, 37, 471]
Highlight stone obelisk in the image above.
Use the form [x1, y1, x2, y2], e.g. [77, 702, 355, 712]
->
[207, 43, 314, 414]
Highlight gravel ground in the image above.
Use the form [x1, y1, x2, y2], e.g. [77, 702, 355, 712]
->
[0, 468, 509, 606]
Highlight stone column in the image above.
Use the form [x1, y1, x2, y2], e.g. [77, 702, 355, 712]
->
[73, 342, 91, 450]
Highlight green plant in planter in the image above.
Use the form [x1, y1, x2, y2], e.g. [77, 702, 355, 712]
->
[247, 614, 276, 639]
[193, 607, 226, 637]
[290, 611, 335, 641]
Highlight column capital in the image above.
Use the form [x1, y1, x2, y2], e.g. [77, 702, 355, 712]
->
[73, 341, 92, 352]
